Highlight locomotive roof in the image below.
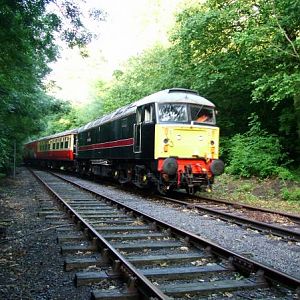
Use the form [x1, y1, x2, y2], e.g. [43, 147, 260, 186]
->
[78, 88, 215, 133]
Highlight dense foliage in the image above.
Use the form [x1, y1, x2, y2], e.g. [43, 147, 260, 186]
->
[90, 0, 299, 177]
[100, 45, 175, 114]
[226, 115, 291, 178]
[1, 0, 299, 179]
[0, 0, 104, 172]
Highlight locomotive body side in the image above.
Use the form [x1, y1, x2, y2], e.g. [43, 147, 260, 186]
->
[76, 107, 156, 179]
[77, 113, 136, 160]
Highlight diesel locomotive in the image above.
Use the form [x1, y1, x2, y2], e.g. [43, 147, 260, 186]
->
[24, 88, 224, 194]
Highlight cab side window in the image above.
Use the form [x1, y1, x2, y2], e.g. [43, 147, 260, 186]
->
[136, 107, 142, 123]
[144, 104, 153, 123]
[136, 104, 155, 124]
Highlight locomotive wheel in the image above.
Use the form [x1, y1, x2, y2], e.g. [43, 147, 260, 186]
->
[157, 183, 168, 195]
[132, 165, 149, 188]
[118, 169, 130, 185]
[157, 176, 169, 195]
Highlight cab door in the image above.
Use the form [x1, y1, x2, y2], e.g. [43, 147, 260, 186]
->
[133, 104, 155, 157]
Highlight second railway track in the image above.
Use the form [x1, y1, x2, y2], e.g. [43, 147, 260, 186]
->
[31, 169, 299, 299]
[158, 193, 300, 242]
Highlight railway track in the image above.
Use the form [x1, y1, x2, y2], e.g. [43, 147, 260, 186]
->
[158, 192, 300, 242]
[31, 169, 299, 299]
[71, 171, 300, 242]
[46, 169, 300, 243]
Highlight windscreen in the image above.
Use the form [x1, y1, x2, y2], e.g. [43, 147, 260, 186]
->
[158, 103, 188, 122]
[191, 105, 216, 125]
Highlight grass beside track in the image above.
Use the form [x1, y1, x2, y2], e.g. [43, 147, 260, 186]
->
[199, 174, 300, 214]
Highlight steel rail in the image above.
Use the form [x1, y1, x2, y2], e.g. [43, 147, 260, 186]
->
[158, 196, 300, 242]
[50, 171, 300, 290]
[31, 169, 169, 300]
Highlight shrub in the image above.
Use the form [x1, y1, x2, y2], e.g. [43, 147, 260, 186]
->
[281, 188, 300, 202]
[226, 114, 292, 178]
[236, 183, 253, 193]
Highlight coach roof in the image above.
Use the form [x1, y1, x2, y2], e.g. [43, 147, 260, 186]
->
[78, 88, 215, 133]
[25, 129, 78, 145]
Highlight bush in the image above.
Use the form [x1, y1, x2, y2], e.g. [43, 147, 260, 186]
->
[281, 188, 300, 201]
[226, 115, 292, 178]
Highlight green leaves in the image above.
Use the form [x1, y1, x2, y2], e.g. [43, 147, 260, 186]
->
[95, 0, 299, 176]
[100, 45, 177, 114]
[0, 0, 105, 172]
[226, 116, 291, 178]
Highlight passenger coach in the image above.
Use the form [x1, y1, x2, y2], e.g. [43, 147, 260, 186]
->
[76, 88, 224, 193]
[24, 129, 77, 170]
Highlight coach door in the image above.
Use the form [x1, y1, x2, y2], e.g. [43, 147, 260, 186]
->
[133, 106, 142, 153]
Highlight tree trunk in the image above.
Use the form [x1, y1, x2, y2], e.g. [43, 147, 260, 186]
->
[294, 93, 300, 161]
[295, 94, 300, 135]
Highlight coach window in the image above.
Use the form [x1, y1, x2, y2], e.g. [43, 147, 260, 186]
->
[52, 143, 55, 150]
[56, 142, 59, 149]
[65, 140, 69, 148]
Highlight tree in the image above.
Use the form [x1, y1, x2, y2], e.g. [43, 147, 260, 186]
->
[0, 0, 105, 171]
[170, 0, 300, 160]
[101, 44, 176, 114]
[96, 0, 299, 172]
